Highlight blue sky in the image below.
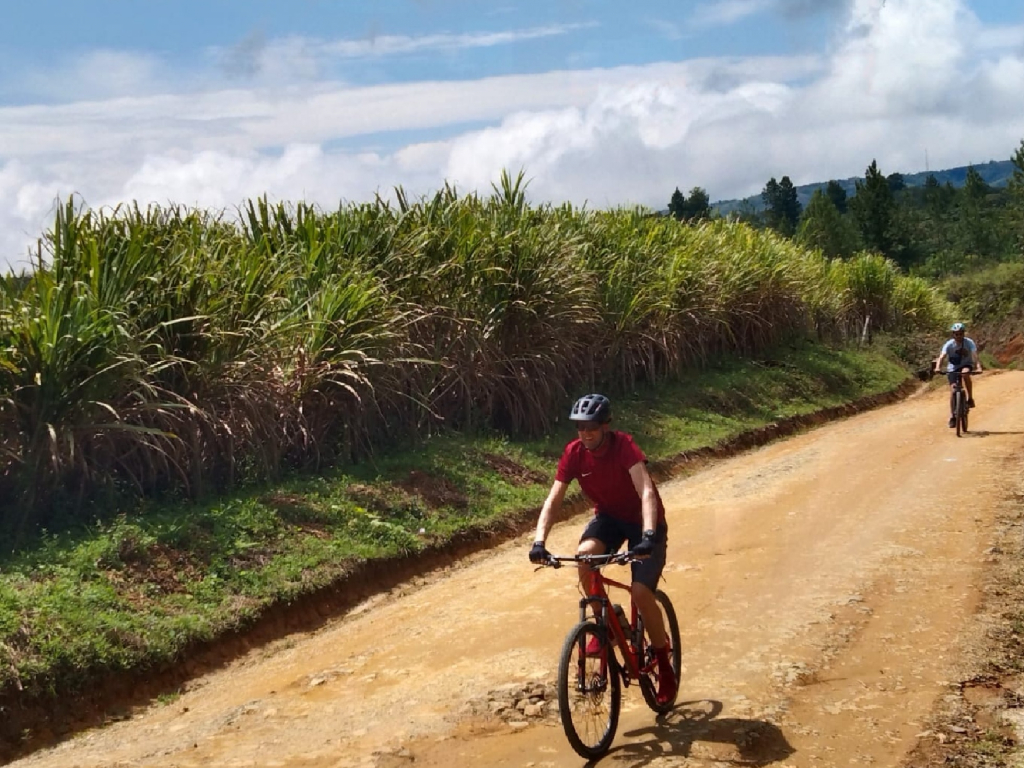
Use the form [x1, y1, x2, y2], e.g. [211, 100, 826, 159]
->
[2, 0, 1023, 270]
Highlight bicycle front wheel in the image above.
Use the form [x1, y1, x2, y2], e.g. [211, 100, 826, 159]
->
[956, 391, 965, 436]
[556, 621, 621, 759]
[638, 589, 682, 714]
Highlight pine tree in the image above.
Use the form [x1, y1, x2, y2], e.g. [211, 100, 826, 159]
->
[761, 176, 801, 236]
[796, 190, 861, 258]
[684, 186, 711, 221]
[1006, 139, 1024, 256]
[668, 187, 686, 220]
[778, 176, 802, 236]
[850, 160, 905, 263]
[886, 173, 906, 193]
[955, 165, 996, 259]
[825, 180, 848, 214]
[761, 177, 780, 228]
[922, 174, 954, 216]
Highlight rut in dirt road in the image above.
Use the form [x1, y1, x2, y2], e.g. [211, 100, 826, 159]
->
[11, 372, 1024, 768]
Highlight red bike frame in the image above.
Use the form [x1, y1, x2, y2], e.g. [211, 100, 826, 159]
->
[553, 553, 654, 688]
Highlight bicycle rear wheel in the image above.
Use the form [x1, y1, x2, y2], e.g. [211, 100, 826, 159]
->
[556, 621, 620, 759]
[638, 589, 682, 714]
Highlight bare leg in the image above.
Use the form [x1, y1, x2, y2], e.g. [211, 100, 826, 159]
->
[577, 538, 605, 616]
[631, 582, 667, 648]
[634, 580, 677, 704]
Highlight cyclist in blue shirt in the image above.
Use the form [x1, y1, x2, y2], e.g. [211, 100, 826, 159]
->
[933, 322, 983, 428]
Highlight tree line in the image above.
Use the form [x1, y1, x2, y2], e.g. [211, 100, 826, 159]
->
[667, 138, 1024, 276]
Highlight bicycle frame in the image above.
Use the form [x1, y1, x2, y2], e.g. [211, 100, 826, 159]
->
[941, 368, 981, 436]
[949, 369, 967, 404]
[551, 554, 650, 686]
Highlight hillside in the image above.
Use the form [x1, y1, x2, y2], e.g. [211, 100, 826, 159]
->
[713, 158, 1015, 216]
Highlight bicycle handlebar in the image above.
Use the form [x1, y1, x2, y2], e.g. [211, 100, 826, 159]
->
[536, 551, 639, 570]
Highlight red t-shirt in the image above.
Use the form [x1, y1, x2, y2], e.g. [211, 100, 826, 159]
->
[556, 431, 666, 527]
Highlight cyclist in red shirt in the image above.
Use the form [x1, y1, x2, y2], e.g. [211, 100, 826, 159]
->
[529, 393, 676, 705]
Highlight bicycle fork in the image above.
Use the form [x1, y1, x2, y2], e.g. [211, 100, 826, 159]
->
[576, 594, 644, 688]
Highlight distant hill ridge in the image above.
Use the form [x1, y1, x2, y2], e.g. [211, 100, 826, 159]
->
[712, 158, 1015, 216]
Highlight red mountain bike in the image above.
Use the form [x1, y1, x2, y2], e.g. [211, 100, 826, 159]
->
[536, 551, 681, 759]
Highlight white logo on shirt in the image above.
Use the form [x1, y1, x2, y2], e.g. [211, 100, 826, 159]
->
[581, 472, 592, 477]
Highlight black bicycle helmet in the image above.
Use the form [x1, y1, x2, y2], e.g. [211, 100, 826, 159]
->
[569, 393, 611, 423]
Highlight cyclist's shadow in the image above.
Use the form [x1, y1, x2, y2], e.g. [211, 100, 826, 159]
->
[587, 699, 794, 767]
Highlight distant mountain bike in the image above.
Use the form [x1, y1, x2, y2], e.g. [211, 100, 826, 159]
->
[535, 551, 680, 759]
[934, 367, 981, 437]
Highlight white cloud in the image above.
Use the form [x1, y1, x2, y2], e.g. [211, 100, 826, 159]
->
[6, 23, 597, 104]
[212, 23, 597, 83]
[115, 144, 366, 210]
[690, 0, 774, 29]
[320, 23, 597, 58]
[15, 50, 166, 103]
[225, 34, 323, 83]
[974, 23, 1024, 53]
[3, 0, 1024, 273]
[824, 0, 970, 114]
[0, 161, 58, 272]
[390, 0, 1023, 207]
[442, 77, 799, 206]
[0, 57, 817, 160]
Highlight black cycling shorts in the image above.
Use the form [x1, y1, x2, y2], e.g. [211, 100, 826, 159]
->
[579, 514, 667, 591]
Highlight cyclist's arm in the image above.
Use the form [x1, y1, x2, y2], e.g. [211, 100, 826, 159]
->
[534, 479, 570, 544]
[628, 461, 659, 533]
[969, 341, 983, 372]
[933, 349, 947, 372]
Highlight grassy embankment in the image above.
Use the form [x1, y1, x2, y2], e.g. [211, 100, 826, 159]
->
[942, 261, 1024, 368]
[0, 342, 912, 705]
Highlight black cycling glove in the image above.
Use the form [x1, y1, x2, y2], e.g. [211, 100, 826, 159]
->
[529, 541, 551, 564]
[632, 529, 658, 558]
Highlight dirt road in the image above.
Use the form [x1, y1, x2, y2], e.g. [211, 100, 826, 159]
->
[12, 372, 1024, 768]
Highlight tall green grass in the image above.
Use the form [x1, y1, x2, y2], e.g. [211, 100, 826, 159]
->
[0, 181, 953, 530]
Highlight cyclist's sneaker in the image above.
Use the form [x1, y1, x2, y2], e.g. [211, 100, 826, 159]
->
[968, 398, 976, 408]
[948, 416, 956, 428]
[585, 635, 604, 657]
[654, 646, 677, 706]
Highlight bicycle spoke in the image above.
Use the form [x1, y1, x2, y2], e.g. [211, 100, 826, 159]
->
[557, 622, 620, 758]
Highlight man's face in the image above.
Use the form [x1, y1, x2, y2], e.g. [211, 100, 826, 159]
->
[954, 330, 965, 343]
[575, 421, 608, 451]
